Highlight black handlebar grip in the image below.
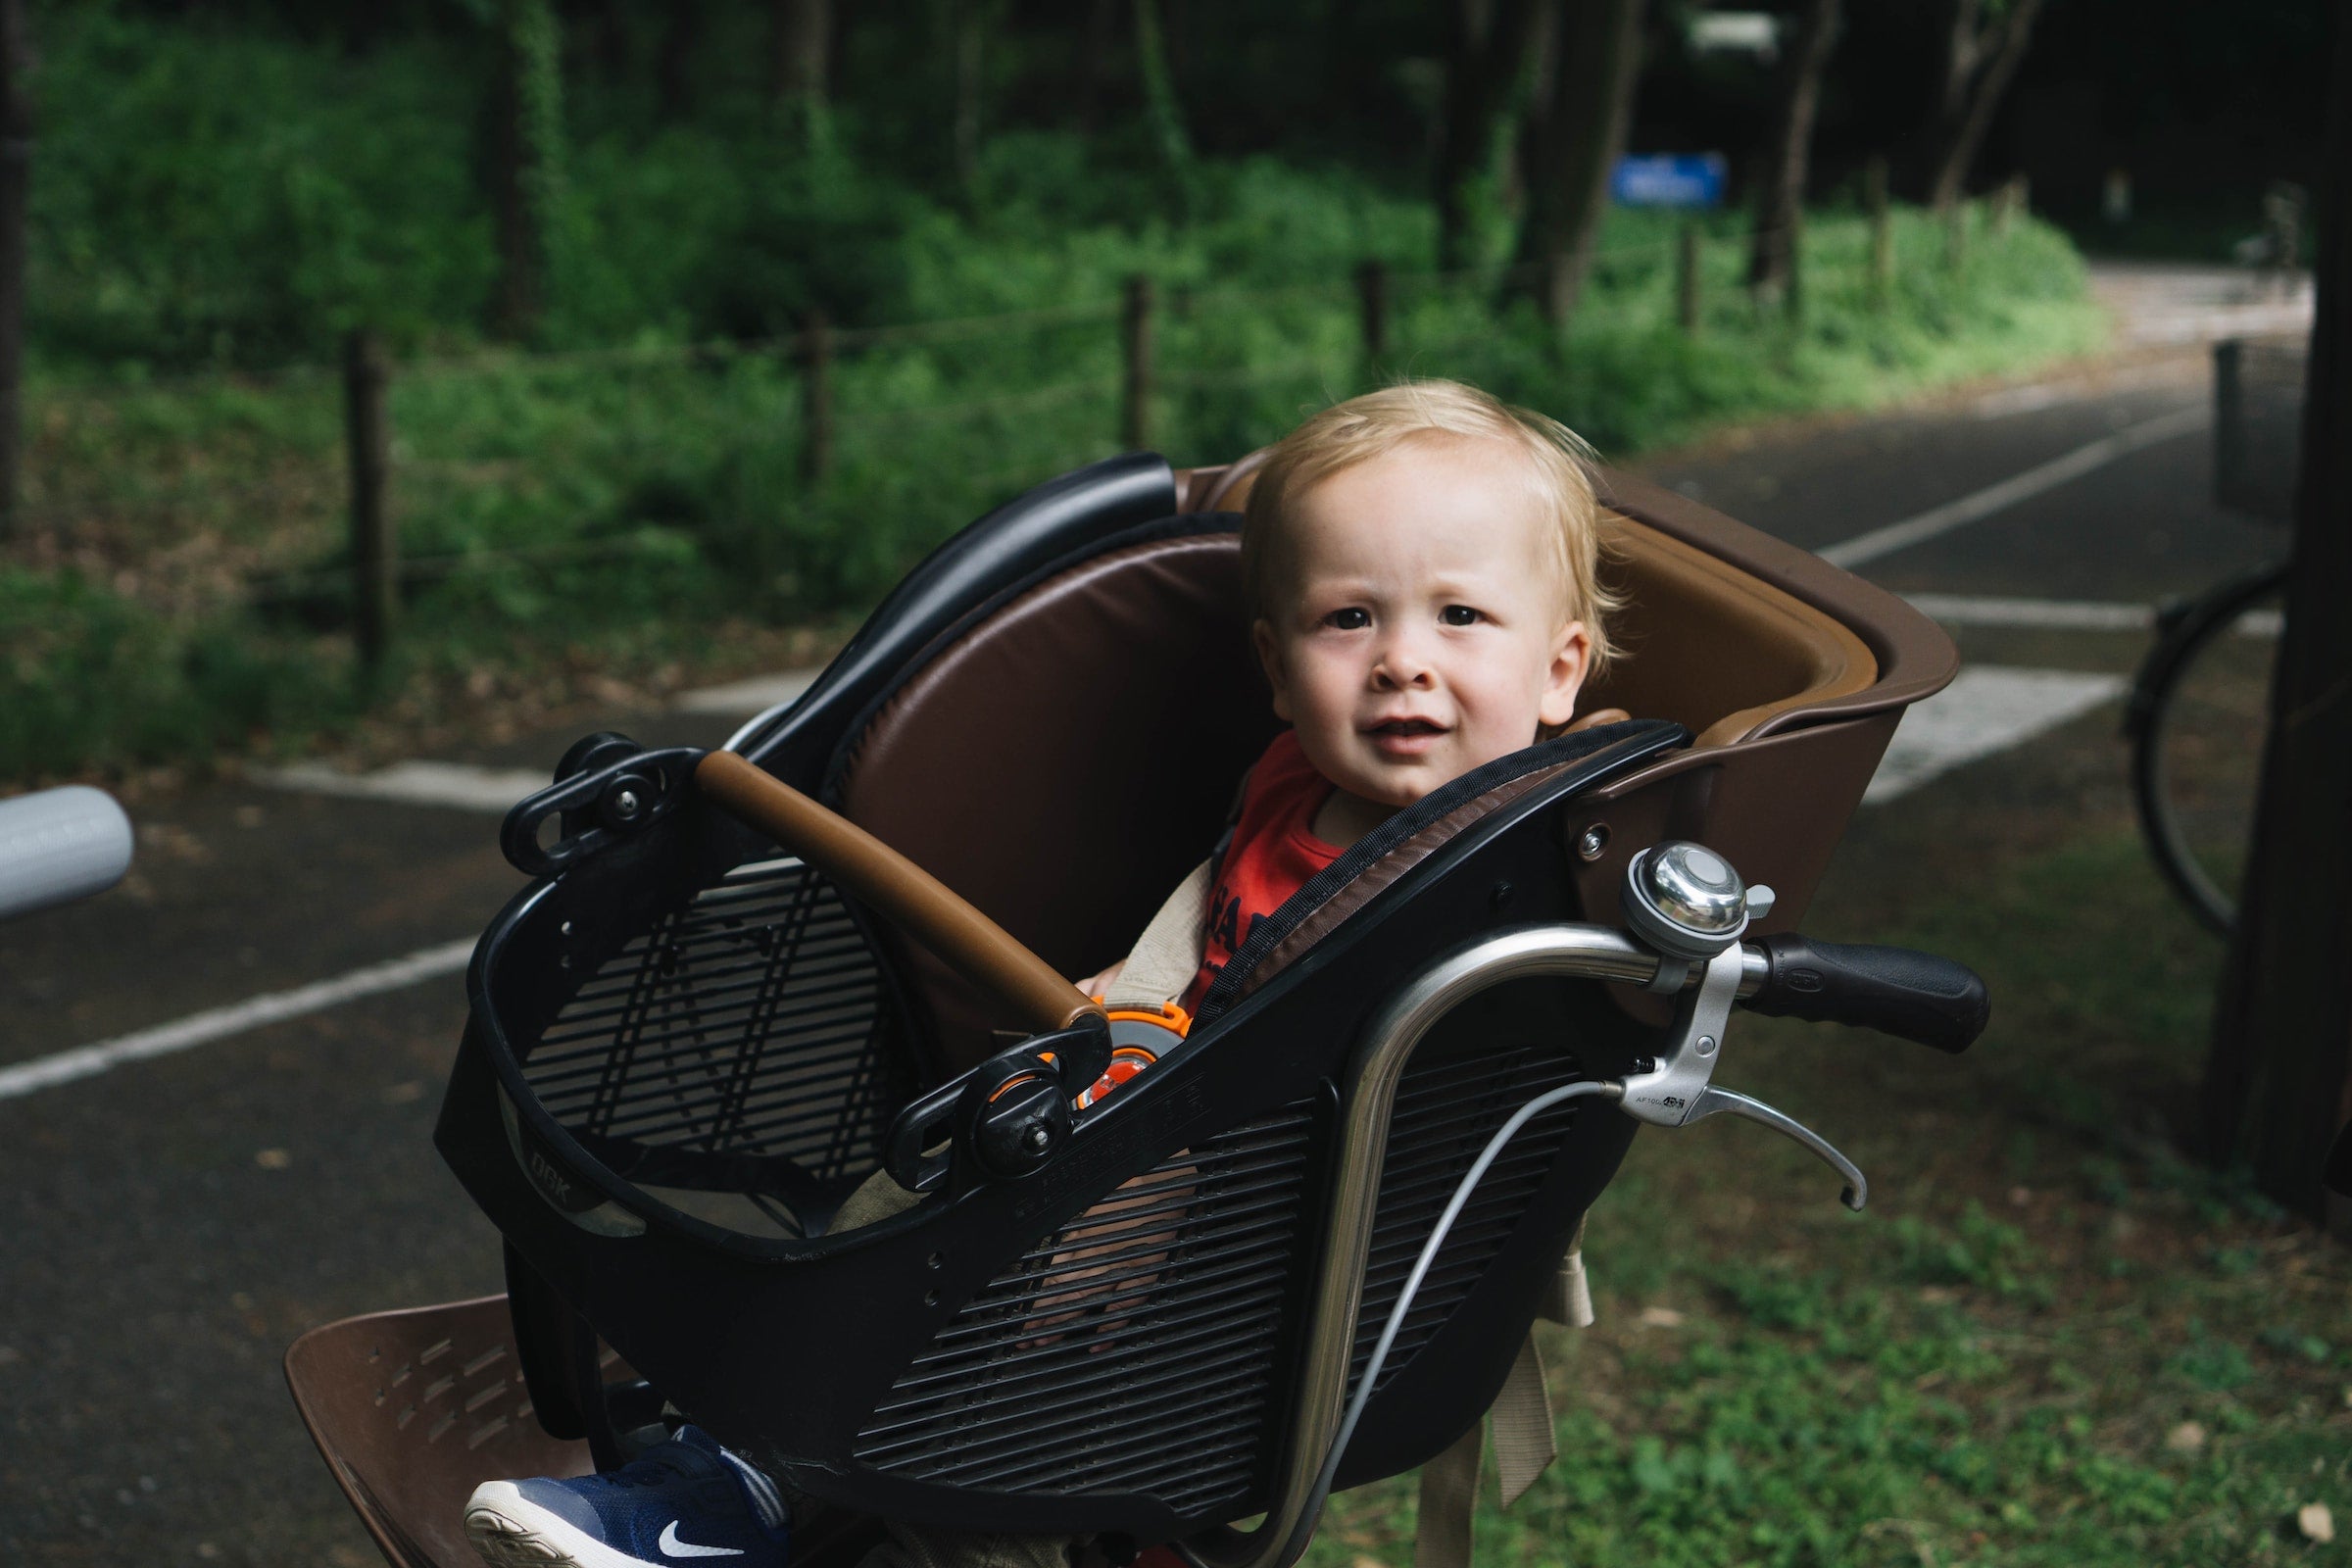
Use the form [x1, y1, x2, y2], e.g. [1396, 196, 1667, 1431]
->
[1743, 934, 1989, 1054]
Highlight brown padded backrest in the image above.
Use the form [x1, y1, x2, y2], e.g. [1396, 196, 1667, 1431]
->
[837, 532, 1281, 1071]
[1586, 513, 1876, 746]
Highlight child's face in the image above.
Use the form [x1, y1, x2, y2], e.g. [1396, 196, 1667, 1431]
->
[1252, 438, 1592, 813]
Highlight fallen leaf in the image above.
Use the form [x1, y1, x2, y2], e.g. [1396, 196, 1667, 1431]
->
[2298, 1503, 2333, 1544]
[2164, 1421, 2205, 1453]
[1639, 1306, 1684, 1328]
[2008, 1185, 2033, 1206]
[255, 1148, 290, 1170]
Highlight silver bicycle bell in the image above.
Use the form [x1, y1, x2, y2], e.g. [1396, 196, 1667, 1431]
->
[1622, 841, 1776, 960]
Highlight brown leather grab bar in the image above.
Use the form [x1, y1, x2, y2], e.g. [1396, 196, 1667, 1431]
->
[696, 751, 1106, 1037]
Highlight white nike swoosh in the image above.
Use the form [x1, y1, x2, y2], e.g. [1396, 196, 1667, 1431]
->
[660, 1520, 747, 1558]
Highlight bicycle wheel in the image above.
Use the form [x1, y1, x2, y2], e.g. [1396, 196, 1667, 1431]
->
[2126, 563, 2288, 935]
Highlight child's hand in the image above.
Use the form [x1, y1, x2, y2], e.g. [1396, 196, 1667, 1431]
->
[1017, 1159, 1195, 1349]
[1075, 958, 1126, 1000]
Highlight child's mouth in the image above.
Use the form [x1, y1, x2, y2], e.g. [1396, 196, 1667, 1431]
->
[1366, 718, 1446, 757]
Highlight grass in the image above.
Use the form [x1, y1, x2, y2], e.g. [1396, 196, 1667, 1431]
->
[1302, 829, 2352, 1568]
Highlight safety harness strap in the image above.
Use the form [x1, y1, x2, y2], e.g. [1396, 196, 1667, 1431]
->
[1102, 856, 1216, 1011]
[1409, 1220, 1592, 1568]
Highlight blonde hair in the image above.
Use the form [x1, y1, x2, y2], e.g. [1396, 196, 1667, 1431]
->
[1240, 380, 1622, 678]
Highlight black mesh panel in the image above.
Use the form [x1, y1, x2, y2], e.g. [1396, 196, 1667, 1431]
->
[853, 1102, 1318, 1515]
[1348, 1046, 1586, 1397]
[521, 857, 909, 1234]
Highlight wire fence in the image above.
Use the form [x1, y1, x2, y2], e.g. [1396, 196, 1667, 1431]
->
[12, 190, 2035, 667]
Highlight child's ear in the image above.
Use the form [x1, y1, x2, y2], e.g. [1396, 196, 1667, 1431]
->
[1538, 620, 1592, 729]
[1252, 619, 1293, 721]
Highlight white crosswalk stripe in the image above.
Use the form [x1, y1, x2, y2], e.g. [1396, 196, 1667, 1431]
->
[1864, 666, 2129, 804]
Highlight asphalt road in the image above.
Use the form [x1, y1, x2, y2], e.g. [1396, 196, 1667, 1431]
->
[0, 318, 2293, 1565]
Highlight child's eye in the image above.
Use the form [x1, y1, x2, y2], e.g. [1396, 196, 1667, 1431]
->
[1440, 605, 1484, 626]
[1323, 608, 1371, 630]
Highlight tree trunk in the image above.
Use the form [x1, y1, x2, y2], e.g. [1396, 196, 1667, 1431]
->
[771, 0, 830, 147]
[487, 0, 563, 343]
[1925, 0, 2042, 212]
[1434, 0, 1542, 270]
[1747, 0, 1839, 300]
[657, 0, 699, 123]
[0, 0, 26, 543]
[592, 0, 627, 85]
[952, 0, 984, 192]
[1075, 0, 1117, 132]
[2201, 6, 2352, 1231]
[1515, 0, 1645, 333]
[1132, 0, 1191, 172]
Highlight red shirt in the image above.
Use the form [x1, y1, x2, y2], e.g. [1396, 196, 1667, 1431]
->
[1180, 731, 1343, 1014]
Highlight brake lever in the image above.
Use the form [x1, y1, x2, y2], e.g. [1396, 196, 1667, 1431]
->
[1688, 1085, 1868, 1211]
[1609, 875, 1868, 1211]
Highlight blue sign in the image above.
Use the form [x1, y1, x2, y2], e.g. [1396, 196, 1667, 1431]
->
[1611, 154, 1728, 210]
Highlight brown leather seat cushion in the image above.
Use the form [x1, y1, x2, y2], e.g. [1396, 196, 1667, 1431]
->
[837, 531, 1281, 1071]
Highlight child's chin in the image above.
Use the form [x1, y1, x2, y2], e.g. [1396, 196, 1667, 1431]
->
[1349, 766, 1440, 809]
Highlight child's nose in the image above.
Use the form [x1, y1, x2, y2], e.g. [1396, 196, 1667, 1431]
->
[1372, 635, 1436, 688]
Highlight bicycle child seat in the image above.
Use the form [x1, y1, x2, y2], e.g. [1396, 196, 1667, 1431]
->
[288, 449, 1980, 1568]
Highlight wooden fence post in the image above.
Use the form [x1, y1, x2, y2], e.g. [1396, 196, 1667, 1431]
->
[798, 310, 833, 486]
[342, 329, 395, 674]
[1784, 208, 1805, 323]
[1356, 260, 1389, 366]
[1992, 175, 2024, 238]
[1677, 223, 1701, 334]
[1864, 156, 1892, 303]
[1122, 274, 1154, 451]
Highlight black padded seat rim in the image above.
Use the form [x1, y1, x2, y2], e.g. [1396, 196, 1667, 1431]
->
[1195, 718, 1689, 1022]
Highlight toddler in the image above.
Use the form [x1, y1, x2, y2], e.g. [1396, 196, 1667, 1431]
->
[463, 379, 1621, 1568]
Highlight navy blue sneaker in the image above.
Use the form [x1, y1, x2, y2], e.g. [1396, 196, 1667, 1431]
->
[465, 1425, 791, 1568]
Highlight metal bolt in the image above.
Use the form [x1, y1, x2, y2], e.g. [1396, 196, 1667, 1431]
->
[1695, 1035, 1717, 1057]
[612, 789, 641, 817]
[1577, 824, 1610, 860]
[1022, 1123, 1052, 1152]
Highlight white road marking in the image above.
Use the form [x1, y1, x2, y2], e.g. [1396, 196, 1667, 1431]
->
[1864, 666, 2129, 804]
[258, 760, 550, 813]
[1903, 593, 2154, 631]
[674, 668, 820, 716]
[257, 669, 828, 811]
[0, 939, 474, 1102]
[1968, 361, 2202, 420]
[1819, 406, 2211, 568]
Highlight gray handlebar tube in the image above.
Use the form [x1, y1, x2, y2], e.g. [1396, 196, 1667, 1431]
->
[0, 786, 134, 921]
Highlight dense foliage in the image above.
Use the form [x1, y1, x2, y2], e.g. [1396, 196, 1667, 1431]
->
[3, 6, 2107, 782]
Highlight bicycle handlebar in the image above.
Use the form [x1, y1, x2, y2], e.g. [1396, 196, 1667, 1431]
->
[1740, 933, 1988, 1054]
[0, 786, 135, 922]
